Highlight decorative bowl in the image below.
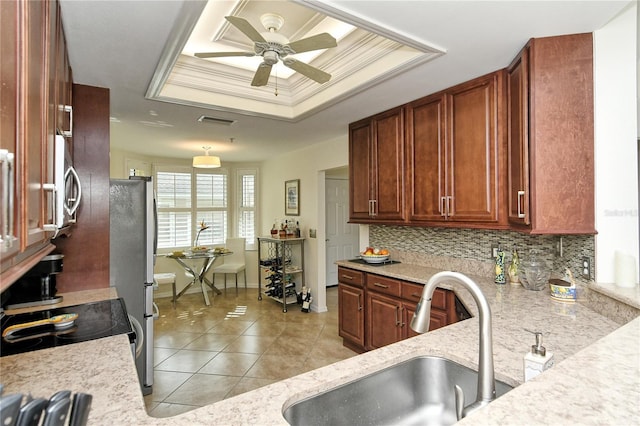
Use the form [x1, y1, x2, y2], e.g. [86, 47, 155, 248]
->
[360, 254, 390, 264]
[191, 246, 209, 253]
[549, 278, 577, 302]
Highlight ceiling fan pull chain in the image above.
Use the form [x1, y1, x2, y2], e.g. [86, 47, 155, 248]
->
[274, 67, 279, 97]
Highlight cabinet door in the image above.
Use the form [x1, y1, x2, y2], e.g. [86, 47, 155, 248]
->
[429, 309, 449, 331]
[527, 34, 595, 234]
[349, 119, 373, 220]
[446, 72, 502, 223]
[366, 291, 402, 350]
[507, 48, 530, 226]
[403, 302, 446, 337]
[338, 283, 365, 350]
[406, 94, 447, 222]
[402, 302, 421, 339]
[23, 0, 48, 248]
[0, 0, 21, 259]
[371, 107, 405, 221]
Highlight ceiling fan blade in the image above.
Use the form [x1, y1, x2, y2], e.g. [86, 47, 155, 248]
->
[286, 33, 337, 54]
[225, 16, 266, 43]
[282, 58, 331, 84]
[195, 51, 256, 59]
[251, 63, 273, 87]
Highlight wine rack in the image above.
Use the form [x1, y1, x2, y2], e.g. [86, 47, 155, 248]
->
[257, 236, 305, 312]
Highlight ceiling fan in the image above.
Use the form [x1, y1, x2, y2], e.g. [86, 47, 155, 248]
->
[195, 13, 337, 87]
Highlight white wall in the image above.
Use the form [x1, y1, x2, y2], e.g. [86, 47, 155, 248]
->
[594, 2, 639, 284]
[260, 136, 349, 312]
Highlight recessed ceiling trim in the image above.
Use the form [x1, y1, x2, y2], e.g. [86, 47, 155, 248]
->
[148, 0, 448, 122]
[145, 0, 208, 99]
[297, 0, 446, 54]
[155, 50, 442, 123]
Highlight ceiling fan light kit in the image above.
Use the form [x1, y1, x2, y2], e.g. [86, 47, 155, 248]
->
[195, 14, 337, 87]
[193, 146, 221, 168]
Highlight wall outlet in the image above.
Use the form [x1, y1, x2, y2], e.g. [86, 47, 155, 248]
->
[491, 245, 499, 258]
[581, 257, 591, 279]
[309, 229, 316, 238]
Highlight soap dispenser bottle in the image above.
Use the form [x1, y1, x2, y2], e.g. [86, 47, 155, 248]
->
[524, 332, 555, 381]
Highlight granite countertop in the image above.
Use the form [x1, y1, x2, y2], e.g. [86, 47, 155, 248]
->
[1, 264, 639, 425]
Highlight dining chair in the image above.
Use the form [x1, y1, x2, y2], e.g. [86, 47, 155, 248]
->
[154, 272, 177, 308]
[211, 238, 246, 293]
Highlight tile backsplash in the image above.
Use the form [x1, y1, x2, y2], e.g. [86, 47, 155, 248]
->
[370, 225, 595, 287]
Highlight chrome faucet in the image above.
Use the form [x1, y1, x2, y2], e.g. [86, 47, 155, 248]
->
[410, 271, 495, 420]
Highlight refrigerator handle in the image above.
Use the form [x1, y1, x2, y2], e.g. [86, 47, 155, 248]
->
[128, 315, 143, 358]
[153, 194, 158, 262]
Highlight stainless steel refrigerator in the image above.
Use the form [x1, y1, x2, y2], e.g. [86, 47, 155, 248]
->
[109, 176, 156, 395]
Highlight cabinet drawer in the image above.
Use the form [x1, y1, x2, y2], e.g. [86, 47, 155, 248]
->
[338, 267, 365, 287]
[431, 288, 448, 310]
[401, 282, 448, 310]
[401, 281, 424, 303]
[366, 274, 401, 297]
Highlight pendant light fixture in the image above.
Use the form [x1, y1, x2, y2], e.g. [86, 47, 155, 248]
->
[192, 146, 220, 168]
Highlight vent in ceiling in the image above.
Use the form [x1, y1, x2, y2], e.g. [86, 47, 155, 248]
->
[197, 115, 236, 126]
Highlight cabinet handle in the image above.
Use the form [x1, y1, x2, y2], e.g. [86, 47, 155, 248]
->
[373, 282, 389, 289]
[43, 183, 58, 233]
[395, 306, 401, 326]
[0, 150, 16, 251]
[341, 274, 354, 280]
[58, 104, 73, 137]
[358, 294, 363, 311]
[440, 196, 447, 217]
[517, 190, 526, 218]
[446, 196, 452, 217]
[369, 199, 377, 216]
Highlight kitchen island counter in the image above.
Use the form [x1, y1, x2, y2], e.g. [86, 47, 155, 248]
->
[1, 262, 638, 424]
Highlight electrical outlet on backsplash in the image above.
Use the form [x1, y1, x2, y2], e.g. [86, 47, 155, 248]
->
[370, 225, 595, 287]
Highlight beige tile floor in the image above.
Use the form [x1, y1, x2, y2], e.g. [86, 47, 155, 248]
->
[144, 286, 356, 418]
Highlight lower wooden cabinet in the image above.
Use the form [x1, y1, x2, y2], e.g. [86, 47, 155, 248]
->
[366, 291, 403, 350]
[338, 267, 466, 352]
[338, 283, 365, 352]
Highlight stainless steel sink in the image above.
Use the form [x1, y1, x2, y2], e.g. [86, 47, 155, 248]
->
[282, 356, 513, 426]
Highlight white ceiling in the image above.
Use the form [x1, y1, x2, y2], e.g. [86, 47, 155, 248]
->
[59, 0, 632, 163]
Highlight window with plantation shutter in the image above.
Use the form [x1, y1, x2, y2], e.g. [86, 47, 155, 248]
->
[237, 169, 257, 250]
[153, 165, 257, 251]
[195, 171, 227, 246]
[156, 171, 192, 249]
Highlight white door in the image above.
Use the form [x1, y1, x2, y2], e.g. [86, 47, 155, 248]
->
[325, 178, 359, 286]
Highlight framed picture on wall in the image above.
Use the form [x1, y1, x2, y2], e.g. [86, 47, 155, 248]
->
[285, 179, 300, 216]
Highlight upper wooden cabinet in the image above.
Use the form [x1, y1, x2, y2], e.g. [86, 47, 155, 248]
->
[1, 0, 73, 290]
[350, 33, 595, 234]
[507, 33, 595, 234]
[405, 93, 446, 222]
[406, 71, 506, 226]
[349, 107, 405, 223]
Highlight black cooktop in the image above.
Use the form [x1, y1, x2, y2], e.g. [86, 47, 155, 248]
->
[0, 298, 134, 357]
[349, 259, 401, 266]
